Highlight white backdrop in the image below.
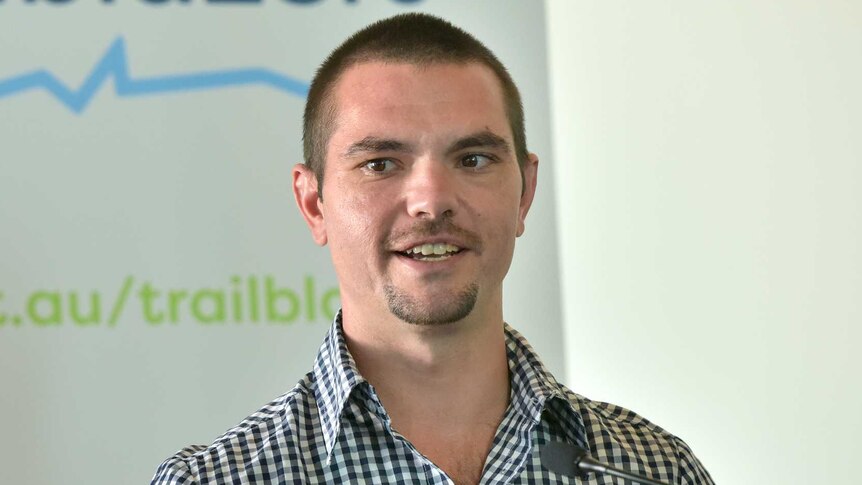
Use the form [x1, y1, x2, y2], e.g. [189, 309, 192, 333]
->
[0, 2, 562, 483]
[547, 2, 861, 484]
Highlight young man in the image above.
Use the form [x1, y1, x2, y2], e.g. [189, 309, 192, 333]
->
[153, 13, 713, 485]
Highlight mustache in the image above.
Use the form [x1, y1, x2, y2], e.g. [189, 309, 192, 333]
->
[387, 218, 482, 252]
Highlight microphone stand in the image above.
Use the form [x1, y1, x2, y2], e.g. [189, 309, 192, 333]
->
[577, 454, 670, 485]
[541, 441, 671, 485]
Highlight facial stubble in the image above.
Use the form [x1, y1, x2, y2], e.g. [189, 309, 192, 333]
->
[384, 282, 479, 326]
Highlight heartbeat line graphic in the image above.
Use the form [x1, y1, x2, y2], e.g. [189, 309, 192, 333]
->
[0, 37, 309, 114]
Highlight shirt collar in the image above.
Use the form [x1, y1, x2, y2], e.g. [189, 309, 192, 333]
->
[503, 323, 588, 449]
[311, 311, 367, 461]
[312, 312, 589, 459]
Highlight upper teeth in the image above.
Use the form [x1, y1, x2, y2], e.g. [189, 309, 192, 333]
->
[406, 243, 461, 256]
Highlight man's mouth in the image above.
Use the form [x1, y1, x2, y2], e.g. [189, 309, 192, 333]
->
[398, 243, 464, 261]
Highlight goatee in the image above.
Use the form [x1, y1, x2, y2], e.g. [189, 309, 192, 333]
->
[384, 283, 479, 325]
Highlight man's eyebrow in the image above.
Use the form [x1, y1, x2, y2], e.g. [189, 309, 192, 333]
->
[447, 131, 512, 155]
[343, 137, 412, 158]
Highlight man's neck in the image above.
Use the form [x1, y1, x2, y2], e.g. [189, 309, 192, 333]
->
[341, 303, 511, 482]
[343, 303, 511, 421]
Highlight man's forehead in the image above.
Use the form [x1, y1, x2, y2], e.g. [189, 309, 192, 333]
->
[327, 60, 511, 151]
[333, 61, 506, 112]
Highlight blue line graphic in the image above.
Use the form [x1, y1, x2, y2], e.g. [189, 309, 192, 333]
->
[0, 37, 309, 114]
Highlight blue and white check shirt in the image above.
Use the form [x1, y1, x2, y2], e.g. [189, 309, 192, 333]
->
[153, 313, 714, 484]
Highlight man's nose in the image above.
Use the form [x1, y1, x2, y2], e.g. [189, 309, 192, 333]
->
[404, 159, 457, 219]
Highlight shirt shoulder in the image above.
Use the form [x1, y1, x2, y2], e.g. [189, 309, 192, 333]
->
[151, 373, 320, 485]
[560, 388, 715, 485]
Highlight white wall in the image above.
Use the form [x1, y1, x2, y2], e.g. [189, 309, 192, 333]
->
[546, 2, 861, 484]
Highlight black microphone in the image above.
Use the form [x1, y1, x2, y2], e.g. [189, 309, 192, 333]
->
[540, 441, 671, 485]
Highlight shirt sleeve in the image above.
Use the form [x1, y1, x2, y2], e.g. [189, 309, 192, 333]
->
[150, 446, 205, 485]
[674, 437, 715, 485]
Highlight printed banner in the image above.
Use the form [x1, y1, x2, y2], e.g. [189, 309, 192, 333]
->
[0, 1, 561, 482]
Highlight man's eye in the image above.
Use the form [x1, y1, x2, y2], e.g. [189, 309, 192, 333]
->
[364, 159, 396, 173]
[460, 154, 493, 169]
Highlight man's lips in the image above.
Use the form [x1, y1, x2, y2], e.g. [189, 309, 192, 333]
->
[397, 242, 464, 259]
[386, 219, 482, 259]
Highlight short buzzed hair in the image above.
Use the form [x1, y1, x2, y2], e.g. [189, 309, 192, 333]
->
[302, 13, 528, 198]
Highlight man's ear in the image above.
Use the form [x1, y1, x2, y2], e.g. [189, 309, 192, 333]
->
[292, 163, 328, 246]
[516, 153, 539, 237]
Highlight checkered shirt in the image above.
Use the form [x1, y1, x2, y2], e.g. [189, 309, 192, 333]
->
[152, 312, 714, 484]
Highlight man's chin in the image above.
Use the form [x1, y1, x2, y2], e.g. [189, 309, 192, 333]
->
[383, 283, 479, 326]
